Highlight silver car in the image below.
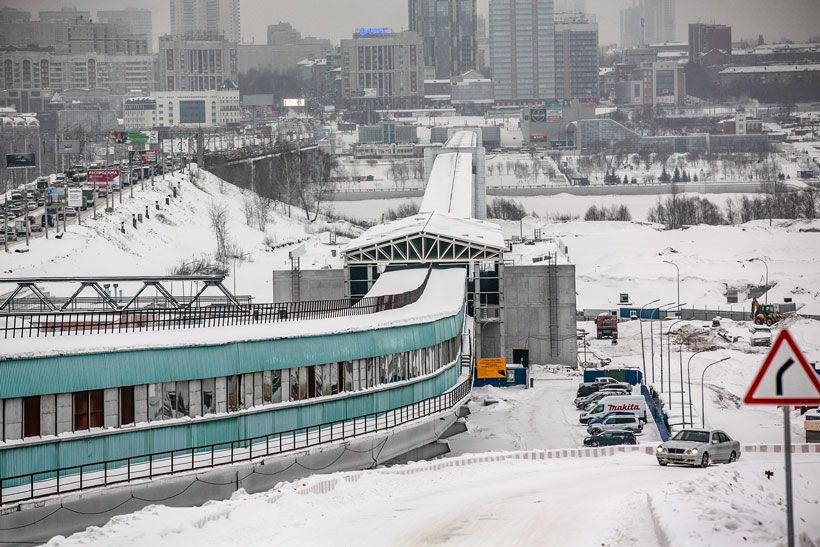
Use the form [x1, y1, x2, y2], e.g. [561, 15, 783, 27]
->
[656, 429, 741, 467]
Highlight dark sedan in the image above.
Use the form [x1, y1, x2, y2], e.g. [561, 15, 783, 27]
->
[583, 430, 637, 447]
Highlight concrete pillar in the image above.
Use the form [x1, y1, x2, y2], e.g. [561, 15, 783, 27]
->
[188, 380, 202, 417]
[280, 369, 290, 402]
[253, 372, 263, 407]
[56, 393, 72, 434]
[134, 385, 148, 424]
[4, 398, 22, 441]
[215, 377, 227, 412]
[474, 147, 487, 220]
[352, 362, 361, 391]
[104, 388, 118, 428]
[40, 395, 56, 436]
[243, 374, 254, 409]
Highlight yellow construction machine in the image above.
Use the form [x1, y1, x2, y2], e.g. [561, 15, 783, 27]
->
[751, 297, 783, 326]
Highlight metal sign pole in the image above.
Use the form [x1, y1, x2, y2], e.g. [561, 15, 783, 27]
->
[783, 405, 794, 547]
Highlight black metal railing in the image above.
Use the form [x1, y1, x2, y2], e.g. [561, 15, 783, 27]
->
[1, 295, 254, 313]
[0, 377, 471, 506]
[1, 268, 432, 339]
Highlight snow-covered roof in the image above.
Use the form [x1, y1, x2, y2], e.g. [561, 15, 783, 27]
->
[719, 64, 820, 74]
[343, 212, 505, 264]
[1, 268, 466, 360]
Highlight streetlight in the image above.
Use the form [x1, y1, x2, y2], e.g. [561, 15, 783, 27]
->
[740, 258, 770, 305]
[639, 298, 660, 384]
[664, 315, 686, 395]
[653, 301, 676, 389]
[701, 357, 731, 428]
[663, 260, 680, 310]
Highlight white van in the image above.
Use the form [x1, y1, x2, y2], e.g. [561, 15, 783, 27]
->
[580, 395, 648, 424]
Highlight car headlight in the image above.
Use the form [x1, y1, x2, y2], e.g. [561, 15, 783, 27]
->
[687, 448, 699, 455]
[656, 445, 666, 453]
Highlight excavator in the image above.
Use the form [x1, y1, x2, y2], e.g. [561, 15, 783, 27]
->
[751, 297, 783, 326]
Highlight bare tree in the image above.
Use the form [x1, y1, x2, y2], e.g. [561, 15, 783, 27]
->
[208, 202, 230, 263]
[240, 189, 255, 225]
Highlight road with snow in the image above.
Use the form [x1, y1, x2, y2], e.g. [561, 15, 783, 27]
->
[49, 451, 820, 547]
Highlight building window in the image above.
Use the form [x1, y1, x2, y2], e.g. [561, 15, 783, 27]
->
[202, 378, 217, 415]
[148, 383, 163, 421]
[227, 375, 241, 411]
[23, 396, 40, 438]
[120, 386, 135, 426]
[73, 390, 103, 431]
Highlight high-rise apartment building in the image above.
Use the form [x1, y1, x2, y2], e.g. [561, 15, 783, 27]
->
[38, 7, 91, 24]
[554, 12, 598, 99]
[688, 23, 732, 65]
[489, 0, 556, 102]
[98, 8, 154, 53]
[158, 35, 238, 91]
[170, 0, 240, 43]
[408, 0, 477, 79]
[619, 0, 675, 48]
[340, 29, 424, 110]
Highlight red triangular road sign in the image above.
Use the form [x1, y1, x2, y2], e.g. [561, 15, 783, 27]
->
[744, 329, 820, 405]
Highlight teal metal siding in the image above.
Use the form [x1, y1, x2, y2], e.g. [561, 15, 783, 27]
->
[0, 306, 463, 399]
[0, 362, 462, 479]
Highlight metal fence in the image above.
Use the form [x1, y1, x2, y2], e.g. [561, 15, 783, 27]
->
[1, 295, 254, 313]
[0, 377, 472, 506]
[1, 268, 433, 339]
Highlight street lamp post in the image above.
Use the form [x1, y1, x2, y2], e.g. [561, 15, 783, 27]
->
[750, 258, 770, 305]
[654, 302, 676, 391]
[639, 299, 660, 384]
[663, 260, 680, 310]
[665, 317, 685, 405]
[701, 357, 731, 428]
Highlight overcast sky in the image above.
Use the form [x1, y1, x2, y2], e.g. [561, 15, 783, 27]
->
[5, 0, 820, 47]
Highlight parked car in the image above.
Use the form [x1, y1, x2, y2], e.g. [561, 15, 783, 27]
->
[656, 429, 740, 468]
[575, 389, 631, 409]
[751, 326, 772, 347]
[587, 410, 639, 425]
[583, 430, 637, 447]
[587, 414, 642, 435]
[581, 395, 648, 424]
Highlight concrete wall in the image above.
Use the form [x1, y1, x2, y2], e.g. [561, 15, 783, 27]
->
[502, 264, 577, 367]
[271, 269, 346, 302]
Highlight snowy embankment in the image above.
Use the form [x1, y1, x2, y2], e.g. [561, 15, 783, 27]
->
[0, 167, 357, 299]
[48, 451, 820, 547]
[496, 217, 820, 311]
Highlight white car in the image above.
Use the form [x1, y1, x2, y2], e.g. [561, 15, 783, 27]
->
[587, 414, 643, 435]
[751, 326, 772, 347]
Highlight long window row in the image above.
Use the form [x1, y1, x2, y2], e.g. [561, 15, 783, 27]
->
[0, 336, 461, 442]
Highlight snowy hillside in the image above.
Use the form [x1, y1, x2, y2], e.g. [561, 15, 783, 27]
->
[0, 167, 356, 300]
[497, 217, 820, 312]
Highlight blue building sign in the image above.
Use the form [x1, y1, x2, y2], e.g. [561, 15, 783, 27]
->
[358, 27, 389, 37]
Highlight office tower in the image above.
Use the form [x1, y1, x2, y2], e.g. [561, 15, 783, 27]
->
[489, 0, 556, 102]
[98, 8, 154, 53]
[170, 0, 240, 42]
[554, 13, 598, 99]
[409, 0, 477, 78]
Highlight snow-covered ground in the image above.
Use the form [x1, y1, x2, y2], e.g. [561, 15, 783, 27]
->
[47, 450, 820, 547]
[0, 167, 356, 300]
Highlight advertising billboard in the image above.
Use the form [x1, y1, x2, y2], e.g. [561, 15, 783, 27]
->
[530, 108, 547, 122]
[45, 187, 67, 207]
[5, 153, 36, 168]
[129, 150, 157, 165]
[357, 27, 389, 37]
[476, 358, 507, 379]
[59, 140, 80, 155]
[67, 188, 84, 208]
[283, 98, 305, 107]
[87, 169, 121, 188]
[179, 100, 206, 123]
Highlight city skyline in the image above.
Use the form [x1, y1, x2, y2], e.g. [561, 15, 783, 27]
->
[2, 0, 818, 47]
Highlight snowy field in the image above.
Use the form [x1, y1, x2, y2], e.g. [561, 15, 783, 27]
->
[48, 451, 820, 547]
[329, 191, 770, 222]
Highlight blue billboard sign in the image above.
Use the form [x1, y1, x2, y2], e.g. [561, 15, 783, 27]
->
[358, 27, 389, 37]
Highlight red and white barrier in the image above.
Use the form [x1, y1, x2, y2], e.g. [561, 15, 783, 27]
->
[273, 443, 819, 499]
